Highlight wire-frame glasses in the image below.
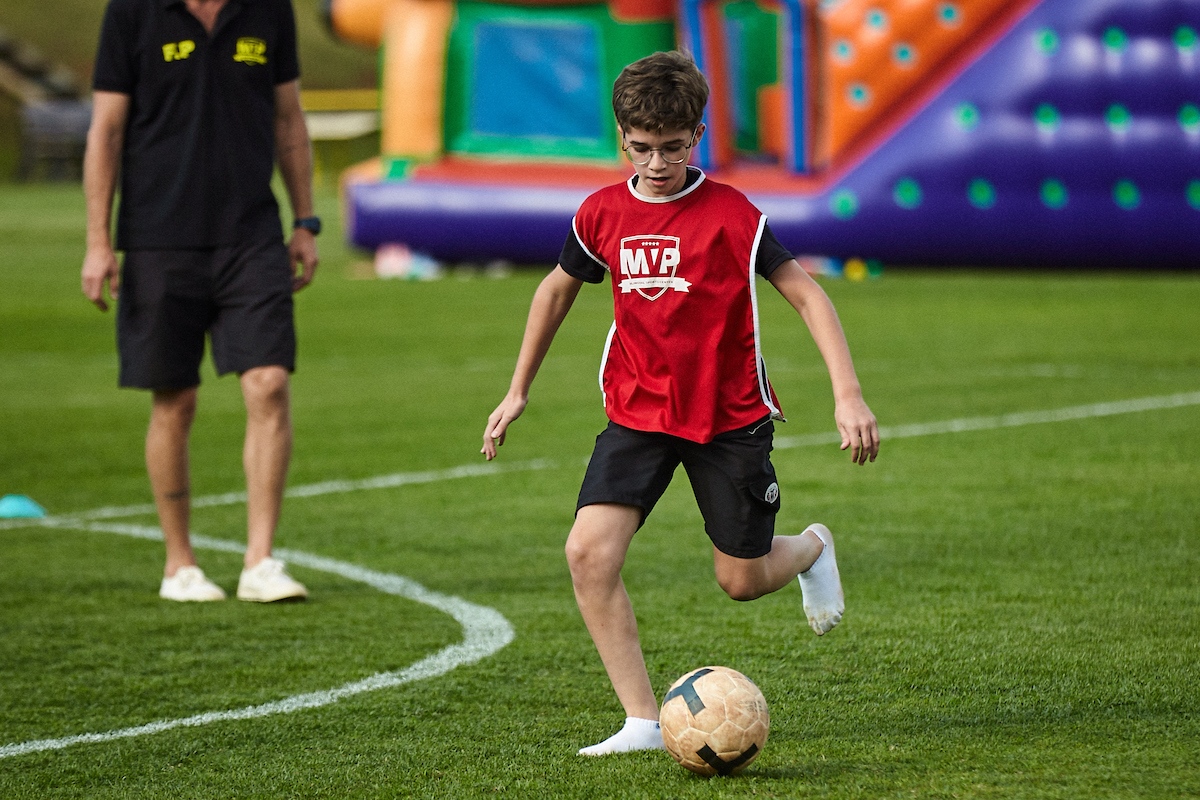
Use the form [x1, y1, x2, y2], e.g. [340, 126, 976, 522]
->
[622, 129, 699, 165]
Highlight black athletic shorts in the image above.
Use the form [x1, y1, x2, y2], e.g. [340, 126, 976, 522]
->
[576, 416, 781, 559]
[116, 240, 296, 390]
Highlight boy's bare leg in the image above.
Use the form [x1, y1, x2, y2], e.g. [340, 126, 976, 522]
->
[713, 524, 844, 634]
[147, 387, 199, 576]
[240, 366, 292, 569]
[566, 503, 664, 754]
[711, 528, 823, 599]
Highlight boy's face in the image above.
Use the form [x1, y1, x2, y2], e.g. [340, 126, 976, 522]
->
[620, 124, 705, 198]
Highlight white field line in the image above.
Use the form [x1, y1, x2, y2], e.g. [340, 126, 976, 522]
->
[0, 522, 515, 760]
[3, 391, 1200, 532]
[0, 458, 556, 531]
[773, 390, 1200, 450]
[4, 391, 1197, 533]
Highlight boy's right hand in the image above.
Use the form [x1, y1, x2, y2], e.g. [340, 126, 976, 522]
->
[481, 393, 528, 460]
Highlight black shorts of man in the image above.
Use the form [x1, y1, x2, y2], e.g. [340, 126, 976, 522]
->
[81, 0, 320, 602]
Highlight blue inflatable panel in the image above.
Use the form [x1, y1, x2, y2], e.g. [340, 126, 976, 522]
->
[470, 22, 604, 141]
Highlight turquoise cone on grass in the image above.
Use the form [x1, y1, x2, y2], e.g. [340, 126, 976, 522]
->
[0, 494, 47, 518]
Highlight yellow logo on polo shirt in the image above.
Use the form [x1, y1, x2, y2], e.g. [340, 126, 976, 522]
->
[162, 40, 195, 61]
[233, 37, 268, 65]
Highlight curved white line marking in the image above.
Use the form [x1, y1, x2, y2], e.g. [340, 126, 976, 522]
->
[0, 522, 514, 760]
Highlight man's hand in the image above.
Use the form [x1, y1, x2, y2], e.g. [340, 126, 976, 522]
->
[289, 229, 318, 291]
[82, 245, 120, 311]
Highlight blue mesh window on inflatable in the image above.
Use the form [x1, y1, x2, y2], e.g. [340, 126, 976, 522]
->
[470, 22, 604, 142]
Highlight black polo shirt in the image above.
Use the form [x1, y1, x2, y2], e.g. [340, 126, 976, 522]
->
[93, 0, 300, 249]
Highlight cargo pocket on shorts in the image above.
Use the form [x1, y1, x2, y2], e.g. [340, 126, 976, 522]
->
[747, 476, 781, 513]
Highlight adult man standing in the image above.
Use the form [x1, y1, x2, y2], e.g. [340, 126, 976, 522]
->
[81, 0, 320, 602]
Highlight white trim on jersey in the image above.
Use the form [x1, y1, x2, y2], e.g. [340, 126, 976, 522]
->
[748, 214, 784, 421]
[598, 321, 618, 409]
[572, 216, 610, 272]
[624, 167, 707, 204]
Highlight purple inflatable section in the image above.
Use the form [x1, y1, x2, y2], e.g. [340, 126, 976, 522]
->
[349, 181, 586, 264]
[761, 0, 1200, 267]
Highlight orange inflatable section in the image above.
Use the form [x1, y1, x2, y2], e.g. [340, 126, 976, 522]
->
[817, 0, 1018, 168]
[378, 0, 454, 160]
[328, 0, 387, 48]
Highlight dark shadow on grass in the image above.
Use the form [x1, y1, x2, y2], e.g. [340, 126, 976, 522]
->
[673, 762, 855, 782]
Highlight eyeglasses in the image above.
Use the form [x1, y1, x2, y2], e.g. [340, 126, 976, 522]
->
[622, 130, 698, 165]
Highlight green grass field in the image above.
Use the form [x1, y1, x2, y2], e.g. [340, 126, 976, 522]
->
[1, 183, 1198, 799]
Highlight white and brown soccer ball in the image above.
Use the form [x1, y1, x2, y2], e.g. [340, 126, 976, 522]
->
[659, 666, 770, 776]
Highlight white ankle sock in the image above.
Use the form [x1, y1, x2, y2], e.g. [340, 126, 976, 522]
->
[798, 523, 845, 635]
[578, 716, 665, 756]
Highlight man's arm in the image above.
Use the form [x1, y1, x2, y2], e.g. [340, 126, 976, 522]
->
[81, 91, 130, 312]
[481, 265, 585, 460]
[273, 79, 318, 291]
[768, 259, 880, 465]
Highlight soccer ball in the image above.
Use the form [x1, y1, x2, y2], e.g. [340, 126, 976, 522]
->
[659, 666, 769, 776]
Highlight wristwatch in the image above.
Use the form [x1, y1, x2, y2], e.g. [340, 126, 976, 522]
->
[293, 216, 322, 235]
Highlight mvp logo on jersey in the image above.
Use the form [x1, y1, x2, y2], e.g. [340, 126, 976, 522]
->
[617, 235, 690, 301]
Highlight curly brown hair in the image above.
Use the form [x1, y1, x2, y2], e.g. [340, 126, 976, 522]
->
[612, 50, 709, 134]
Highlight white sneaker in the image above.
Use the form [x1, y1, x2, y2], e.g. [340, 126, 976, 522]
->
[798, 523, 844, 635]
[160, 566, 226, 602]
[237, 557, 308, 602]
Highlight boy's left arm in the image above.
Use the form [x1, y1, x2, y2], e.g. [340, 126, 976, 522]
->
[768, 260, 880, 465]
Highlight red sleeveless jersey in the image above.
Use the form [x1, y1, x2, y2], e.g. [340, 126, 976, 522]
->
[571, 171, 783, 443]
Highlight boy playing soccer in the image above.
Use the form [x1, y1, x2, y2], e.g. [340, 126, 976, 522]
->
[481, 50, 879, 756]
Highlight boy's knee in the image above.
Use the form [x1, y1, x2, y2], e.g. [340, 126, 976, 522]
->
[714, 563, 769, 602]
[564, 536, 598, 577]
[565, 504, 640, 588]
[565, 534, 624, 589]
[718, 575, 765, 602]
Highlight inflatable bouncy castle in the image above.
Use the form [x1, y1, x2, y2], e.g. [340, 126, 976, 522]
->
[326, 0, 1200, 268]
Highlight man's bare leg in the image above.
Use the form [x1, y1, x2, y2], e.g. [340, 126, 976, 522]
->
[240, 365, 291, 569]
[147, 387, 198, 576]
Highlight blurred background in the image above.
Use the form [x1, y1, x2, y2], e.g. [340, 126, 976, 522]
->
[3, 0, 1198, 271]
[0, 0, 378, 184]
